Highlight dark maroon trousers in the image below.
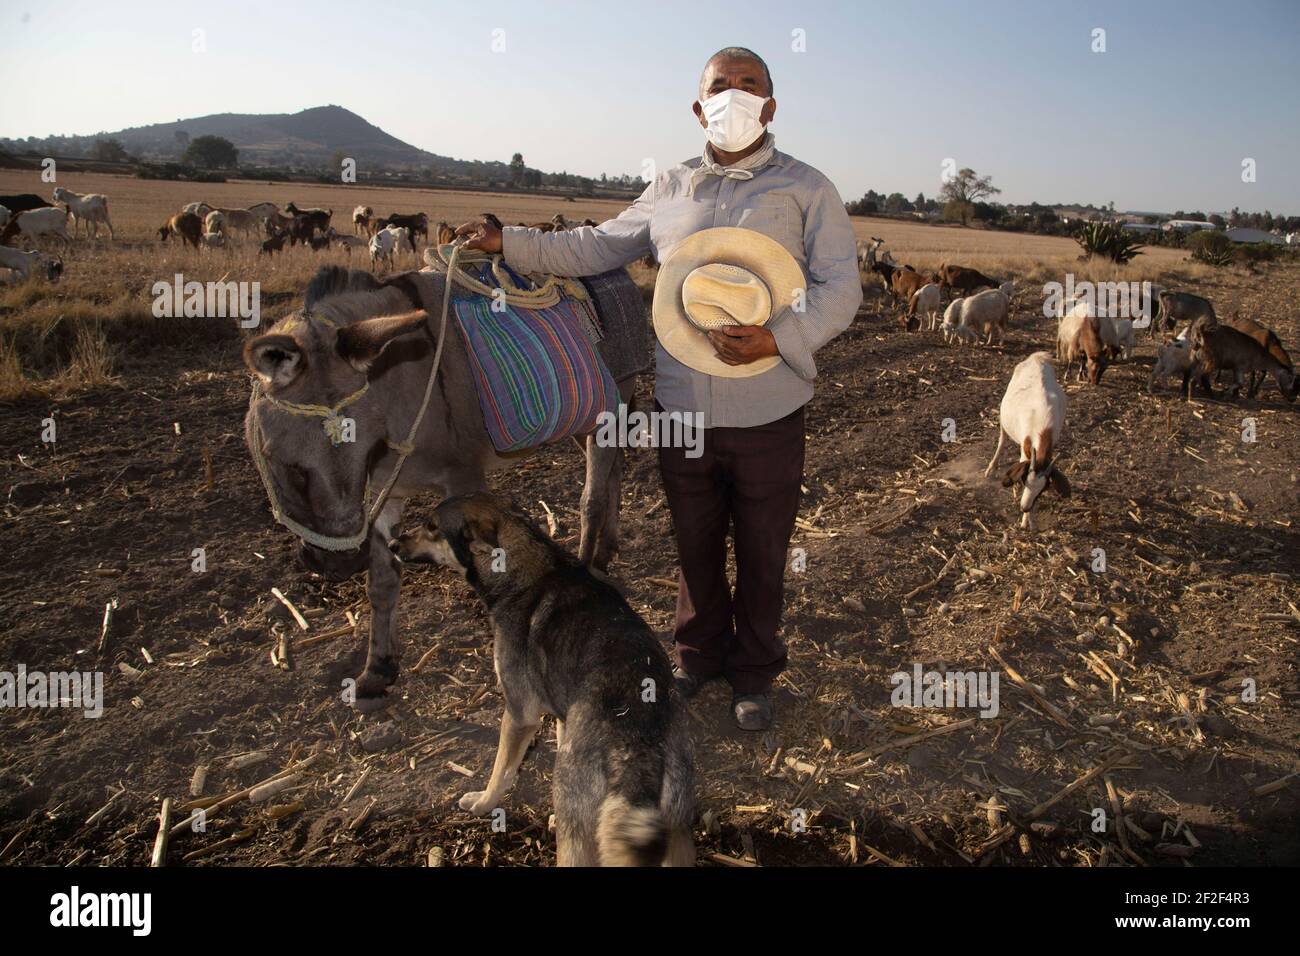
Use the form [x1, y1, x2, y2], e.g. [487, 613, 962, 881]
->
[657, 403, 805, 694]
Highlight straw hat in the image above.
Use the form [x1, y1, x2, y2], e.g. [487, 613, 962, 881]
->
[652, 227, 805, 378]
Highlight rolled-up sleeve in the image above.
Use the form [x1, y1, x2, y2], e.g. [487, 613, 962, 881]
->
[502, 182, 655, 277]
[767, 177, 862, 382]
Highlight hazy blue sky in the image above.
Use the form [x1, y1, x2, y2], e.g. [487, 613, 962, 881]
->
[2, 0, 1297, 214]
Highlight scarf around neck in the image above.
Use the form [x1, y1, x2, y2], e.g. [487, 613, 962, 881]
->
[687, 132, 776, 198]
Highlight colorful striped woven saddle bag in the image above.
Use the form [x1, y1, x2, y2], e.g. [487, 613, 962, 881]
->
[445, 256, 623, 454]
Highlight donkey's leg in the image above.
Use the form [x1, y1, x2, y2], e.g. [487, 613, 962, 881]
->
[578, 380, 634, 572]
[355, 497, 406, 710]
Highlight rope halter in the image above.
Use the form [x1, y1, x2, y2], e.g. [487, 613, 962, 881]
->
[248, 244, 460, 552]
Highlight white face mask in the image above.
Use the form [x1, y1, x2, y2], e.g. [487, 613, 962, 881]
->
[698, 88, 769, 152]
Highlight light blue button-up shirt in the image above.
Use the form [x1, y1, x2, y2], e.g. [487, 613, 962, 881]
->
[501, 141, 863, 428]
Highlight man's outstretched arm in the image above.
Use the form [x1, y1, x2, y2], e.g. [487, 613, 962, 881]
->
[457, 181, 655, 277]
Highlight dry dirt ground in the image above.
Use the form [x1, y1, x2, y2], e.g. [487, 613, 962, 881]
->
[0, 173, 1297, 867]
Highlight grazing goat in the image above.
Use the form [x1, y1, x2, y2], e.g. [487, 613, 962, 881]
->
[436, 221, 454, 245]
[1184, 323, 1297, 402]
[204, 210, 226, 237]
[326, 228, 367, 255]
[0, 245, 62, 283]
[892, 269, 941, 324]
[1158, 290, 1215, 335]
[939, 263, 999, 296]
[52, 187, 113, 239]
[1148, 333, 1192, 394]
[1226, 312, 1293, 394]
[159, 212, 204, 249]
[247, 202, 284, 232]
[259, 230, 288, 257]
[942, 289, 1008, 345]
[1, 207, 71, 250]
[284, 203, 332, 237]
[213, 207, 259, 238]
[353, 205, 374, 236]
[998, 280, 1014, 301]
[182, 201, 214, 219]
[287, 215, 317, 246]
[1056, 310, 1108, 384]
[907, 283, 943, 331]
[984, 352, 1070, 530]
[201, 231, 226, 250]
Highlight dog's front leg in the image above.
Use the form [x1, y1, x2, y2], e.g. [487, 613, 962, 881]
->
[460, 708, 539, 815]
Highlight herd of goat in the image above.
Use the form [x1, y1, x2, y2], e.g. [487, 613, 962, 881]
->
[855, 237, 1298, 527]
[0, 187, 601, 278]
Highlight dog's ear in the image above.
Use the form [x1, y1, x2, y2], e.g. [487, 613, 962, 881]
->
[1003, 460, 1030, 488]
[1049, 467, 1071, 498]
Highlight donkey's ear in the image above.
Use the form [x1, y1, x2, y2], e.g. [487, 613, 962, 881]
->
[1049, 468, 1071, 498]
[335, 310, 428, 372]
[1002, 460, 1030, 488]
[244, 334, 305, 389]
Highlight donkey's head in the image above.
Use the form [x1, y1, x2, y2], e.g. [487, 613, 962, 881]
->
[244, 299, 428, 579]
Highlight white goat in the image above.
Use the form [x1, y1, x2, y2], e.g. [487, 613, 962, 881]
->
[52, 187, 113, 239]
[942, 289, 1008, 346]
[368, 225, 408, 271]
[0, 245, 63, 283]
[203, 210, 226, 236]
[984, 352, 1070, 529]
[908, 283, 943, 331]
[183, 202, 214, 218]
[1, 207, 70, 250]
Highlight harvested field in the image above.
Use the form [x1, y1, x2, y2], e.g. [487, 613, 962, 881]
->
[0, 171, 1297, 868]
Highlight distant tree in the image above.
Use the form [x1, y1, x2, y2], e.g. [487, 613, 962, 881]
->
[943, 199, 974, 225]
[884, 192, 913, 214]
[1208, 213, 1226, 229]
[174, 130, 190, 154]
[509, 152, 526, 186]
[91, 138, 129, 162]
[183, 135, 239, 169]
[939, 168, 1001, 225]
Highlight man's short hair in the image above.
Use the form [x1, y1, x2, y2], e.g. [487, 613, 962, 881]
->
[701, 46, 773, 96]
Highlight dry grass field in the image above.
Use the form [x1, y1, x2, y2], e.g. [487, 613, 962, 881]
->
[1, 169, 1297, 868]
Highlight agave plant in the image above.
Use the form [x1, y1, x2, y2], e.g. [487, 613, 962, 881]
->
[1075, 221, 1145, 264]
[1188, 230, 1234, 267]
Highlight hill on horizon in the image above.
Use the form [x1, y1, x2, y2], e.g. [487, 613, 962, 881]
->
[0, 105, 511, 178]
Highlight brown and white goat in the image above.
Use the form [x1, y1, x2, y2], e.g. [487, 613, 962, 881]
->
[985, 352, 1070, 529]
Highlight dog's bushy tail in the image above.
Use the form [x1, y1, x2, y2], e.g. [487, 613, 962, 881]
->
[595, 794, 668, 866]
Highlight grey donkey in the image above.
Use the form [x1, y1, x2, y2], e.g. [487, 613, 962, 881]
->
[243, 266, 635, 710]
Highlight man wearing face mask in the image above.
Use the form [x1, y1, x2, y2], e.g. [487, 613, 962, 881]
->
[455, 47, 862, 731]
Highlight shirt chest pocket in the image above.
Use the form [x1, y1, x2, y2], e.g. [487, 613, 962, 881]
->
[737, 194, 795, 242]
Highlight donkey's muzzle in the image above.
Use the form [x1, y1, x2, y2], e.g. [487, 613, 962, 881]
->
[299, 539, 370, 581]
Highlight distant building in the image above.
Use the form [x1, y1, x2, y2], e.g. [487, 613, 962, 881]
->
[1121, 223, 1161, 233]
[1224, 227, 1285, 245]
[1163, 219, 1219, 233]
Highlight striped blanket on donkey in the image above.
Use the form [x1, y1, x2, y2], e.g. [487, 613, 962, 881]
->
[451, 270, 622, 453]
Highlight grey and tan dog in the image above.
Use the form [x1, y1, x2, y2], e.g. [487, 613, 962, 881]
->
[393, 493, 695, 866]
